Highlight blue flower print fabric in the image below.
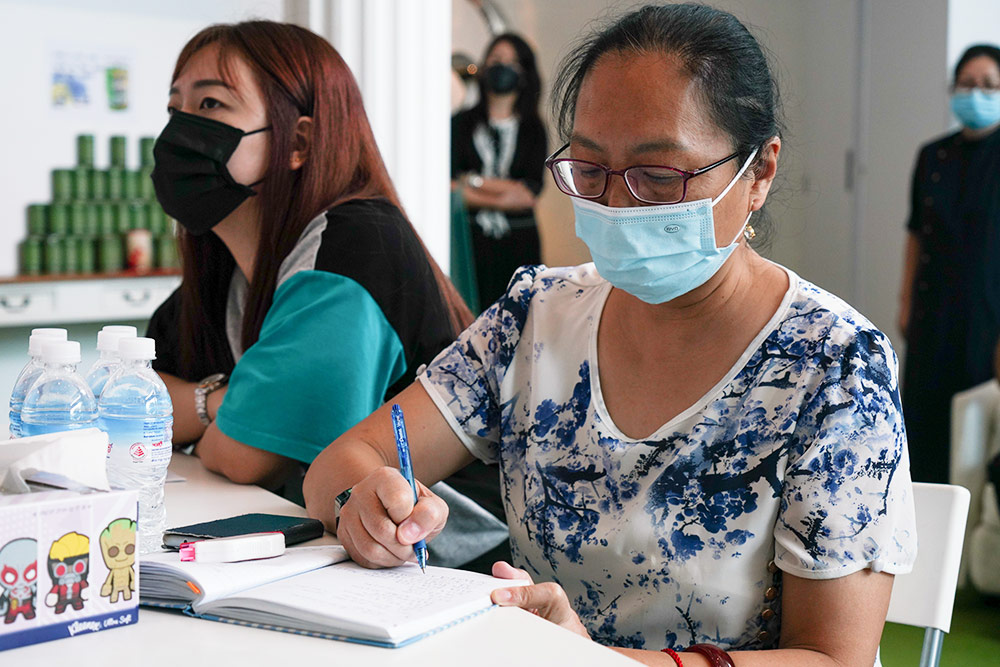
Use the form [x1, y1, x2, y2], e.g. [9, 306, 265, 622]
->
[419, 263, 916, 653]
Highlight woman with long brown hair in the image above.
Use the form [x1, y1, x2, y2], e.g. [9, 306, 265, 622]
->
[146, 21, 509, 571]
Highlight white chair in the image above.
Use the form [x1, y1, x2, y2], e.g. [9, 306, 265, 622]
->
[886, 482, 970, 667]
[950, 379, 1000, 594]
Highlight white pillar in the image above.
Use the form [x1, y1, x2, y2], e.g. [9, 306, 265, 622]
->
[285, 0, 453, 273]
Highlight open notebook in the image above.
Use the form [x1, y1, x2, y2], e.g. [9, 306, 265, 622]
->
[140, 545, 526, 648]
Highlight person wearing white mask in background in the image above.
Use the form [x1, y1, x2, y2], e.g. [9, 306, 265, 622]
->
[305, 5, 917, 666]
[898, 43, 1000, 486]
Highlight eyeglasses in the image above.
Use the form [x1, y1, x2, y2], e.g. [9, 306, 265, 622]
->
[545, 143, 741, 205]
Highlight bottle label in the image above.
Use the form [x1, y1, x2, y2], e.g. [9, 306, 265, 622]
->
[105, 417, 173, 467]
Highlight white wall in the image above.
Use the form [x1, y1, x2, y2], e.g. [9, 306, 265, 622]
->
[859, 0, 950, 345]
[0, 0, 284, 278]
[788, 1, 859, 306]
[948, 0, 1000, 75]
[789, 0, 952, 352]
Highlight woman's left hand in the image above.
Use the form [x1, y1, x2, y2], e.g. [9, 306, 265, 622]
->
[490, 561, 591, 639]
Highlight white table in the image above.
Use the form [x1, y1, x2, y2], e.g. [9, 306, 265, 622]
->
[10, 454, 636, 666]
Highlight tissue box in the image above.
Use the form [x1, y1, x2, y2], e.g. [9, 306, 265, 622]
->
[0, 488, 139, 650]
[0, 430, 139, 651]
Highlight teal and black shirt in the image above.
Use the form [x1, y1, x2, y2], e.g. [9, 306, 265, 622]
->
[149, 198, 457, 462]
[149, 199, 510, 569]
[147, 200, 510, 560]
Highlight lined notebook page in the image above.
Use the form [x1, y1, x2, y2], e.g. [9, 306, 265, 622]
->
[201, 562, 528, 641]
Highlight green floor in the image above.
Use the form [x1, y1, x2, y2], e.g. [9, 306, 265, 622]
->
[880, 589, 1000, 666]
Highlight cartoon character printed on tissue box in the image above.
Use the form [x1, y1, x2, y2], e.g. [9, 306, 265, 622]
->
[0, 538, 37, 624]
[99, 519, 135, 603]
[45, 532, 90, 614]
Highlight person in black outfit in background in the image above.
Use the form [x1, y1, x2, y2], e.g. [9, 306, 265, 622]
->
[452, 33, 547, 310]
[899, 44, 1000, 483]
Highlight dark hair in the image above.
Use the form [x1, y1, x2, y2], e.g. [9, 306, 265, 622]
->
[470, 33, 543, 126]
[172, 21, 473, 377]
[552, 3, 784, 240]
[954, 44, 1000, 82]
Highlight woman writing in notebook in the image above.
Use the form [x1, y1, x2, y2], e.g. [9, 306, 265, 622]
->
[304, 4, 917, 666]
[146, 21, 508, 571]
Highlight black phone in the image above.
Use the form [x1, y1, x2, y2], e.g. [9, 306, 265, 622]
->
[161, 513, 325, 549]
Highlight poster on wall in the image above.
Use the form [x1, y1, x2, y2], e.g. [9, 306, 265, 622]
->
[51, 50, 131, 112]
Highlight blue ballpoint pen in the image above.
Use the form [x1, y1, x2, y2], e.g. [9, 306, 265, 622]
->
[391, 404, 429, 573]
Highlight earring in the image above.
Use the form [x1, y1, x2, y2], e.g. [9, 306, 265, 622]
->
[743, 223, 756, 241]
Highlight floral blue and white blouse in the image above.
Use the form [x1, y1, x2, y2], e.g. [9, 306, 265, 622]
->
[419, 263, 916, 653]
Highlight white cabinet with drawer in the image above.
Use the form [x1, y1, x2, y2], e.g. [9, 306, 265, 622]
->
[0, 286, 56, 325]
[0, 275, 181, 328]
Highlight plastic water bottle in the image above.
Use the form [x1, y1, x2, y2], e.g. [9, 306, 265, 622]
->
[20, 340, 98, 437]
[100, 337, 173, 554]
[85, 325, 138, 398]
[9, 328, 68, 438]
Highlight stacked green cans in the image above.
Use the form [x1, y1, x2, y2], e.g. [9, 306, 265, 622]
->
[19, 133, 180, 277]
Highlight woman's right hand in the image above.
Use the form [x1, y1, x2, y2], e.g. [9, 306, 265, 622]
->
[335, 467, 449, 569]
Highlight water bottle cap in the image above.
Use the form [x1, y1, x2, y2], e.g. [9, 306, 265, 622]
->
[119, 336, 156, 361]
[28, 329, 66, 357]
[40, 340, 81, 364]
[101, 325, 138, 337]
[28, 328, 68, 356]
[32, 327, 68, 338]
[97, 327, 137, 352]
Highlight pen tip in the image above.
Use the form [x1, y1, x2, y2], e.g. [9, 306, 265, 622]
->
[421, 565, 426, 574]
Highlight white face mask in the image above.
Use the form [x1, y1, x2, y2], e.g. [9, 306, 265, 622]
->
[574, 150, 757, 304]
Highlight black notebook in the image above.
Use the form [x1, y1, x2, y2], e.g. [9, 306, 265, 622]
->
[162, 513, 325, 549]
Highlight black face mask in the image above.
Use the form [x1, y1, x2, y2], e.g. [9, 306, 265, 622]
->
[151, 110, 271, 236]
[484, 64, 521, 95]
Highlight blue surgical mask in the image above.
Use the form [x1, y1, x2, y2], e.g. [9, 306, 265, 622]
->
[951, 89, 1000, 130]
[574, 150, 757, 304]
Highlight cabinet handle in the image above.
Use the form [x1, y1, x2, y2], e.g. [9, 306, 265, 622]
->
[121, 290, 151, 305]
[0, 295, 31, 312]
